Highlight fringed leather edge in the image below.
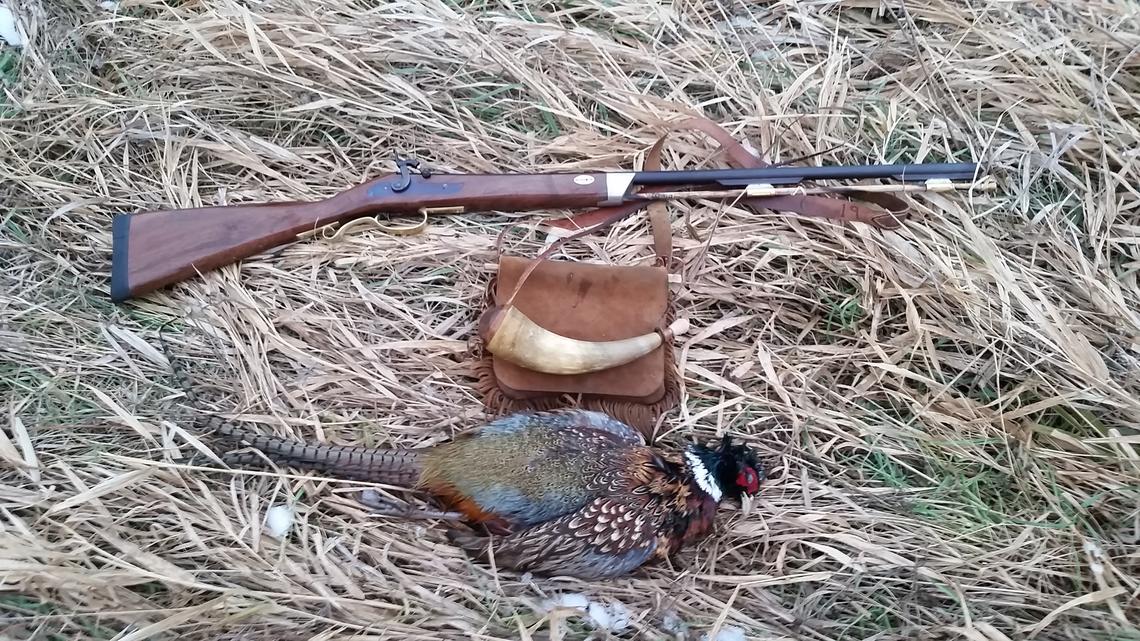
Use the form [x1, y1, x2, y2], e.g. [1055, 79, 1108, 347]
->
[468, 273, 681, 442]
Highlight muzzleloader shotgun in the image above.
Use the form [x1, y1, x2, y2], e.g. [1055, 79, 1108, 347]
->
[108, 155, 983, 302]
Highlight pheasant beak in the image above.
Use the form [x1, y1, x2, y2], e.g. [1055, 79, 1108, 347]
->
[739, 492, 754, 517]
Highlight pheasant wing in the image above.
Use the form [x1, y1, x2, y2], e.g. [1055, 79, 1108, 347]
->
[447, 495, 664, 579]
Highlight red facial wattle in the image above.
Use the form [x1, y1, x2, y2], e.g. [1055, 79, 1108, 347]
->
[736, 467, 760, 494]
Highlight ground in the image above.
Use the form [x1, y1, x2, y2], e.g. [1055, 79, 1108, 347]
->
[1, 1, 1138, 640]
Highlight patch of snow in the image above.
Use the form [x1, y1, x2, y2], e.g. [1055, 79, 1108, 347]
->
[265, 504, 295, 538]
[539, 594, 632, 632]
[702, 625, 746, 641]
[662, 608, 687, 636]
[0, 4, 27, 48]
[588, 599, 631, 632]
[541, 592, 589, 612]
[98, 0, 120, 10]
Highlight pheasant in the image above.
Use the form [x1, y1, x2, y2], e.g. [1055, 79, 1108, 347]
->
[208, 409, 766, 579]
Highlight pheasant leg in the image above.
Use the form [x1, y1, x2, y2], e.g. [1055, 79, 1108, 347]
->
[358, 489, 464, 521]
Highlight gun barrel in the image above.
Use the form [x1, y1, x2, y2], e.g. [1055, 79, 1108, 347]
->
[631, 162, 980, 187]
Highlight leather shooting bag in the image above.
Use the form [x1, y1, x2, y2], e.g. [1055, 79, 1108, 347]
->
[471, 214, 679, 440]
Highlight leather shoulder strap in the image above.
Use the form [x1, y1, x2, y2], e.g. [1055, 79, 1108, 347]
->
[546, 116, 910, 238]
[643, 134, 672, 267]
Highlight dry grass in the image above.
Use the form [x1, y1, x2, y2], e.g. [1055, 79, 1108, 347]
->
[2, 0, 1139, 639]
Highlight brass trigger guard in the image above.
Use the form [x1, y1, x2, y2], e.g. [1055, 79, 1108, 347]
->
[323, 209, 429, 241]
[378, 209, 430, 236]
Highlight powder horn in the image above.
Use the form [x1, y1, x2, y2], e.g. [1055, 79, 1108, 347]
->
[478, 304, 687, 375]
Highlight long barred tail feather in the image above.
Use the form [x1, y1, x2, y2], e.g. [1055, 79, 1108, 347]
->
[203, 417, 423, 486]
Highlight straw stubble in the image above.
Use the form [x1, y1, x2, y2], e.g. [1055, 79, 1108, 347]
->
[1, 1, 1137, 640]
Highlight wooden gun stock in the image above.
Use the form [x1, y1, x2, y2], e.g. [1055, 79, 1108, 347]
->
[110, 168, 610, 302]
[112, 199, 326, 303]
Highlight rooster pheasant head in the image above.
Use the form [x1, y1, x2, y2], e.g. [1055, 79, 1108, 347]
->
[683, 433, 766, 511]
